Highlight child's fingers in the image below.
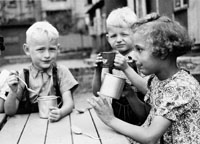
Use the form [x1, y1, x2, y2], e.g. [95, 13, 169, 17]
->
[87, 97, 102, 110]
[49, 107, 58, 114]
[9, 70, 19, 76]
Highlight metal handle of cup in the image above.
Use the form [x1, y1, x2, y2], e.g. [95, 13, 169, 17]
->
[57, 96, 62, 108]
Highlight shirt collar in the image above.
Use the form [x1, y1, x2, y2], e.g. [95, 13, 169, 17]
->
[30, 64, 53, 79]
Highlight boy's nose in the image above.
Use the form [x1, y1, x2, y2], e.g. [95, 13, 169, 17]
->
[116, 35, 122, 42]
[43, 50, 50, 57]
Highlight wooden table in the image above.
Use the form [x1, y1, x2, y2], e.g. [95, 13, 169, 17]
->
[0, 93, 130, 144]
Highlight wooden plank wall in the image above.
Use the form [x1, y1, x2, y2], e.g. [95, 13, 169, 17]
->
[188, 0, 200, 44]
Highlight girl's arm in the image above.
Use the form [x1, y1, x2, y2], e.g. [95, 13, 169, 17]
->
[109, 114, 171, 144]
[88, 96, 171, 144]
[123, 66, 148, 94]
[114, 53, 148, 94]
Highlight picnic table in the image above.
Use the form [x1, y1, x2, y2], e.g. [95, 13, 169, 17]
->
[0, 93, 130, 144]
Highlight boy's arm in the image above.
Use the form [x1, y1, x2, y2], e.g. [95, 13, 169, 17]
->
[59, 90, 74, 118]
[4, 72, 23, 116]
[92, 66, 110, 96]
[4, 91, 20, 115]
[92, 66, 102, 96]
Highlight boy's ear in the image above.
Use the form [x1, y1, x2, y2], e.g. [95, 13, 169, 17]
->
[23, 44, 30, 56]
[106, 34, 109, 40]
[57, 43, 61, 53]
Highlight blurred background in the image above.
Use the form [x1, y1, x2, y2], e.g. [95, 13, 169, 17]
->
[0, 0, 200, 93]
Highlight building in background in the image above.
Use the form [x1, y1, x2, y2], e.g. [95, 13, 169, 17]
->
[85, 0, 200, 52]
[0, 0, 92, 56]
[0, 0, 200, 57]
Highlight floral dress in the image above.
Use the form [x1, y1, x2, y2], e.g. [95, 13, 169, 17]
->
[129, 70, 200, 144]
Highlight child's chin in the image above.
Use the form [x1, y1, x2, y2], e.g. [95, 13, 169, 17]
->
[40, 64, 51, 69]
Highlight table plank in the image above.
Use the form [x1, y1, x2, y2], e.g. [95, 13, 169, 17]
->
[18, 113, 48, 144]
[46, 115, 72, 144]
[71, 110, 101, 144]
[0, 113, 7, 130]
[90, 109, 130, 144]
[0, 114, 29, 144]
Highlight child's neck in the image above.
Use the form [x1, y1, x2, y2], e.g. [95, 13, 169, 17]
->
[156, 61, 179, 81]
[120, 49, 132, 56]
[32, 64, 51, 72]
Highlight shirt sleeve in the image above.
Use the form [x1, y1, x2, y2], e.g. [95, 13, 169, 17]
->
[155, 85, 194, 122]
[57, 65, 79, 94]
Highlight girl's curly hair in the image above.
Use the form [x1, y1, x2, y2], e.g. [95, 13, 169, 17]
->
[132, 13, 193, 58]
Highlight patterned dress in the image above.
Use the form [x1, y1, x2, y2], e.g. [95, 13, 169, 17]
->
[129, 70, 200, 144]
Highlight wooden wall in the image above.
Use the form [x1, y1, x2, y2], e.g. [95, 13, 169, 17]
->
[188, 0, 200, 44]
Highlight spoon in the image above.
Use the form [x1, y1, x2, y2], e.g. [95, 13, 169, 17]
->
[16, 76, 38, 94]
[74, 107, 92, 114]
[71, 126, 100, 140]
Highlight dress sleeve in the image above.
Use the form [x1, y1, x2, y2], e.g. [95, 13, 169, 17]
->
[155, 85, 194, 122]
[57, 65, 79, 94]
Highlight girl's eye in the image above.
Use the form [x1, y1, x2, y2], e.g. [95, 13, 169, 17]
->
[121, 33, 129, 36]
[135, 46, 143, 53]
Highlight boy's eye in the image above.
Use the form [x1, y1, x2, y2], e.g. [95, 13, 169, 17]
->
[109, 34, 116, 38]
[49, 47, 57, 51]
[37, 48, 45, 51]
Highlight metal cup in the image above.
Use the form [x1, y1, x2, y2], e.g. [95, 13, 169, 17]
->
[99, 73, 125, 99]
[101, 52, 116, 68]
[37, 96, 58, 119]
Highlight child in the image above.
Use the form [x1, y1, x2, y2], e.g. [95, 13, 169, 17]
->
[92, 7, 149, 125]
[89, 13, 200, 144]
[0, 36, 8, 113]
[5, 21, 78, 122]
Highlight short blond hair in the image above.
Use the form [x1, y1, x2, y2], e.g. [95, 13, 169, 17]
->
[106, 7, 137, 29]
[26, 21, 59, 45]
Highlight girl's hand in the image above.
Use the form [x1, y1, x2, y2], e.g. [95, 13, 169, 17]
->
[7, 71, 19, 93]
[49, 107, 62, 122]
[87, 92, 115, 125]
[114, 52, 129, 71]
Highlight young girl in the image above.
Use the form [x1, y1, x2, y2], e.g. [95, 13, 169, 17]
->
[88, 13, 200, 144]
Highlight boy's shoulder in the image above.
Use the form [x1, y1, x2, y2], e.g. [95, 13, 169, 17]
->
[17, 64, 71, 77]
[54, 64, 71, 74]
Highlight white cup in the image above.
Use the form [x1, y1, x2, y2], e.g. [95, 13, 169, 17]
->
[99, 73, 125, 99]
[37, 96, 58, 119]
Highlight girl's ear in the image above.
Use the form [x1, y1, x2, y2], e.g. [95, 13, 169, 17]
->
[160, 51, 169, 60]
[23, 44, 30, 56]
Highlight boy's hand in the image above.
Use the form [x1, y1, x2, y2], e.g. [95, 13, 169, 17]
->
[114, 52, 129, 71]
[7, 70, 19, 93]
[48, 107, 62, 122]
[95, 53, 103, 68]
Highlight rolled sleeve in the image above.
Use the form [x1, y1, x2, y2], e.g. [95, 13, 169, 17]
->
[57, 65, 79, 94]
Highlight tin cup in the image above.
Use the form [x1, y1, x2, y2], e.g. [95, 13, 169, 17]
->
[37, 96, 58, 119]
[101, 51, 116, 68]
[99, 73, 125, 99]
